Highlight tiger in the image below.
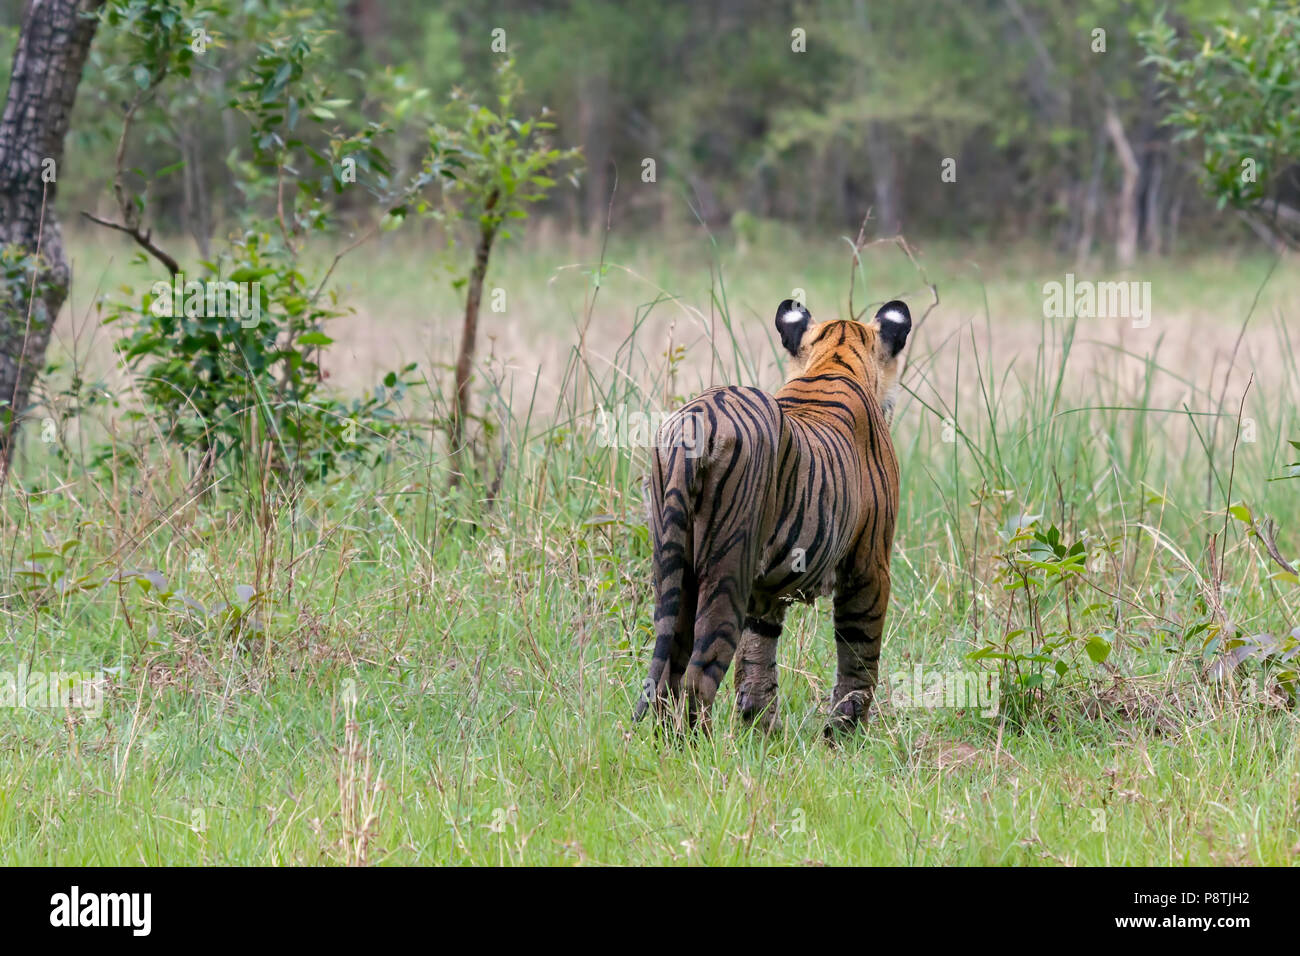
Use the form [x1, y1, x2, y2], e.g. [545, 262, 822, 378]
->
[633, 297, 912, 737]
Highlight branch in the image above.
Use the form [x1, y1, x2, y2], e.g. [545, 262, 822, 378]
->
[81, 72, 184, 277]
[1249, 199, 1300, 250]
[843, 231, 939, 336]
[844, 208, 873, 321]
[1258, 199, 1300, 229]
[1236, 209, 1293, 254]
[79, 211, 180, 276]
[1251, 517, 1299, 577]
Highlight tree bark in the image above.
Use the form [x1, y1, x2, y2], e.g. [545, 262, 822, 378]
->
[578, 64, 610, 235]
[854, 0, 901, 236]
[1074, 129, 1104, 269]
[448, 188, 499, 486]
[1104, 107, 1139, 268]
[1142, 151, 1164, 256]
[864, 122, 900, 236]
[0, 0, 105, 473]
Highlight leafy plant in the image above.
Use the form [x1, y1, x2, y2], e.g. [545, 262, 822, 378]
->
[425, 58, 581, 485]
[971, 518, 1113, 720]
[105, 233, 417, 482]
[1141, 1, 1300, 249]
[90, 0, 421, 482]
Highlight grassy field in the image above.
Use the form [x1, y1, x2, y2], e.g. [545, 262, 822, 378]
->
[2, 226, 1298, 864]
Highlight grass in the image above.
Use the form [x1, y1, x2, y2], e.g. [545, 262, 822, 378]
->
[2, 225, 1298, 865]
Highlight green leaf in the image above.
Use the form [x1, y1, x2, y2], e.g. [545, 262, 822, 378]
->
[1085, 635, 1112, 664]
[229, 267, 274, 283]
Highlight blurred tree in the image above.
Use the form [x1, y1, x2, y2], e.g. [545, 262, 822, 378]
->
[426, 60, 581, 486]
[0, 0, 105, 474]
[1142, 0, 1300, 251]
[87, 0, 423, 483]
[1, 0, 1283, 279]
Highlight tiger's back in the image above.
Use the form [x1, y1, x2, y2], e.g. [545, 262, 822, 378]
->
[636, 299, 911, 736]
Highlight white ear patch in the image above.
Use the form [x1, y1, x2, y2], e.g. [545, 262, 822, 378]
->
[879, 308, 907, 325]
[780, 309, 805, 324]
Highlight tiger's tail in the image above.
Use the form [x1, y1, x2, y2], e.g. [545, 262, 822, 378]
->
[634, 412, 703, 721]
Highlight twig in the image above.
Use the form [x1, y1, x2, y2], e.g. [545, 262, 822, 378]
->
[79, 211, 180, 276]
[844, 208, 873, 320]
[1216, 376, 1253, 582]
[1251, 517, 1299, 577]
[80, 76, 182, 277]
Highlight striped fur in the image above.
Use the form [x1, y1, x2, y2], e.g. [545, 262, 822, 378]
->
[634, 299, 911, 736]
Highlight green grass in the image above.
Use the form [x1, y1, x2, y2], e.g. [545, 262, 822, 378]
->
[2, 228, 1298, 864]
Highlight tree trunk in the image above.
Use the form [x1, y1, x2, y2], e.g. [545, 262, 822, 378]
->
[578, 64, 610, 235]
[448, 188, 499, 486]
[1167, 189, 1183, 256]
[1074, 130, 1105, 269]
[1142, 151, 1164, 256]
[0, 0, 105, 473]
[1104, 107, 1139, 268]
[864, 122, 900, 236]
[854, 0, 901, 236]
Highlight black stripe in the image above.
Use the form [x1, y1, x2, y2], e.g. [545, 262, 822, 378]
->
[744, 617, 783, 638]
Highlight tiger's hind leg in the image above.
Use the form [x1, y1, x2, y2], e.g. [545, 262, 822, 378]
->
[654, 385, 778, 735]
[635, 567, 697, 732]
[681, 448, 772, 732]
[735, 595, 785, 733]
[825, 568, 889, 738]
[634, 446, 700, 731]
[680, 571, 749, 735]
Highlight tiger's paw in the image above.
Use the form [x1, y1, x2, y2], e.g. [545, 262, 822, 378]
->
[737, 689, 781, 733]
[823, 692, 868, 741]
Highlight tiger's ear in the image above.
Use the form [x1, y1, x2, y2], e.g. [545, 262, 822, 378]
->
[873, 300, 911, 357]
[775, 299, 812, 356]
